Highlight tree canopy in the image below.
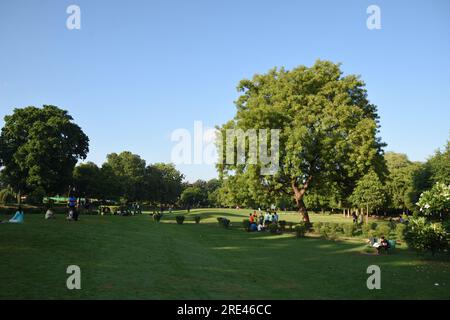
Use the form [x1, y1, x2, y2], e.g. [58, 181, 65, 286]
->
[217, 60, 386, 222]
[0, 105, 89, 199]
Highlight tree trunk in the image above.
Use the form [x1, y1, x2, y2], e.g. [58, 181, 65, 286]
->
[17, 190, 22, 205]
[292, 176, 313, 223]
[366, 205, 369, 224]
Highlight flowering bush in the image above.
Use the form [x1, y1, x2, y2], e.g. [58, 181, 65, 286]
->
[405, 217, 448, 255]
[417, 182, 450, 220]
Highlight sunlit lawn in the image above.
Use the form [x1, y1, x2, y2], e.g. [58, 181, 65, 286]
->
[0, 209, 449, 300]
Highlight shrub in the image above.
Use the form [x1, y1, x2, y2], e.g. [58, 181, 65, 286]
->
[314, 222, 323, 233]
[194, 216, 201, 224]
[153, 213, 163, 222]
[295, 224, 307, 238]
[362, 224, 372, 236]
[396, 223, 407, 241]
[279, 220, 287, 232]
[242, 219, 251, 231]
[268, 223, 279, 234]
[343, 223, 357, 237]
[369, 222, 378, 230]
[287, 222, 294, 231]
[217, 217, 231, 229]
[0, 188, 16, 204]
[176, 216, 185, 225]
[375, 224, 392, 238]
[405, 217, 448, 255]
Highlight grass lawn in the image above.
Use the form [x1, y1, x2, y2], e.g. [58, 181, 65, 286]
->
[0, 209, 449, 300]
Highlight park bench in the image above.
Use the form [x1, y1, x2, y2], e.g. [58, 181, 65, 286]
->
[367, 238, 396, 254]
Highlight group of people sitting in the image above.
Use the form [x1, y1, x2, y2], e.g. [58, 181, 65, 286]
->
[248, 210, 280, 232]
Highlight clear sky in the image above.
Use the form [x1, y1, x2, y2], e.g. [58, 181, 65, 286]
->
[1, 0, 449, 182]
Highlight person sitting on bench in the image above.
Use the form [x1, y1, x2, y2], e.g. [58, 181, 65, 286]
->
[376, 236, 390, 255]
[9, 207, 25, 223]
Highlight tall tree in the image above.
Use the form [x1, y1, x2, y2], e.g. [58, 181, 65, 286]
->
[384, 152, 417, 213]
[0, 105, 89, 201]
[104, 151, 147, 202]
[149, 163, 184, 208]
[349, 171, 386, 219]
[217, 60, 386, 222]
[73, 162, 103, 199]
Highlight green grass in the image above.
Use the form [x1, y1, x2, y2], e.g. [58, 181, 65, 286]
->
[0, 209, 449, 300]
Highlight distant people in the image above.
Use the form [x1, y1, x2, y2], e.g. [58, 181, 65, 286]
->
[352, 212, 358, 224]
[273, 212, 279, 223]
[68, 193, 78, 221]
[9, 207, 24, 223]
[258, 213, 264, 225]
[257, 223, 264, 232]
[249, 213, 255, 224]
[268, 212, 273, 224]
[264, 212, 270, 226]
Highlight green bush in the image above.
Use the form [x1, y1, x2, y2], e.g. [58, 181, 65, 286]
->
[343, 223, 357, 237]
[375, 224, 392, 238]
[369, 222, 378, 230]
[217, 217, 231, 229]
[295, 224, 307, 238]
[242, 219, 251, 231]
[279, 220, 287, 231]
[176, 216, 185, 225]
[287, 222, 294, 231]
[194, 216, 201, 224]
[0, 188, 16, 204]
[362, 224, 372, 236]
[405, 217, 448, 255]
[314, 222, 323, 233]
[268, 223, 278, 234]
[396, 223, 407, 241]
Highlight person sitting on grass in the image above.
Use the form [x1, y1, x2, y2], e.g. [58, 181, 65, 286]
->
[9, 207, 25, 224]
[45, 208, 55, 220]
[249, 213, 255, 224]
[257, 223, 264, 232]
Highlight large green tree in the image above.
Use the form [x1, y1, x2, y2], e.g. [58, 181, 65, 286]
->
[217, 60, 386, 222]
[349, 170, 387, 220]
[0, 105, 89, 201]
[384, 152, 418, 213]
[104, 151, 147, 202]
[148, 163, 184, 208]
[73, 162, 103, 199]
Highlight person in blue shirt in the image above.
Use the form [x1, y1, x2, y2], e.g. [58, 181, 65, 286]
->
[68, 190, 79, 221]
[9, 206, 24, 223]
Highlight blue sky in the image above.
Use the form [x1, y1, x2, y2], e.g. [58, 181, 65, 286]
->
[1, 0, 449, 182]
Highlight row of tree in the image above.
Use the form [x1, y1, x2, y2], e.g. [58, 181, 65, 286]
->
[73, 153, 184, 207]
